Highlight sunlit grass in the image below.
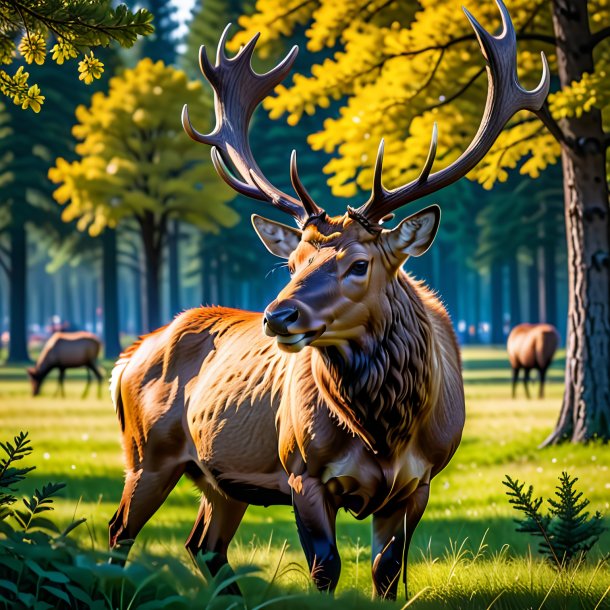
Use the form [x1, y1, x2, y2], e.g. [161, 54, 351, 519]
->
[1, 346, 609, 607]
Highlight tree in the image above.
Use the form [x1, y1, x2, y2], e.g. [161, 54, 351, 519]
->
[0, 0, 152, 111]
[140, 0, 179, 65]
[49, 59, 239, 331]
[231, 0, 610, 444]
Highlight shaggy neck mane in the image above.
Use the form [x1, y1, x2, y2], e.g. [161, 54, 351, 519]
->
[314, 275, 435, 454]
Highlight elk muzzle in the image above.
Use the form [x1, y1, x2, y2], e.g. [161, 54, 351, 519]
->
[263, 299, 325, 352]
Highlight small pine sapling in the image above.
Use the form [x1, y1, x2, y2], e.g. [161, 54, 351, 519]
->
[503, 472, 606, 569]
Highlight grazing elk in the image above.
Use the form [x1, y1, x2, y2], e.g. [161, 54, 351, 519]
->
[109, 0, 548, 599]
[507, 323, 560, 399]
[27, 331, 103, 398]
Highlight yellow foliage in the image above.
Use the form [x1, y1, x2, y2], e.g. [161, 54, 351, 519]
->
[233, 0, 609, 195]
[49, 59, 238, 235]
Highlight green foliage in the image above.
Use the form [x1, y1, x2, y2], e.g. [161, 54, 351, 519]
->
[503, 472, 606, 569]
[0, 0, 153, 110]
[0, 432, 34, 511]
[0, 430, 310, 609]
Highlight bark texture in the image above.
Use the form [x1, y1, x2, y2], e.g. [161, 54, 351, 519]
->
[543, 0, 610, 444]
[7, 217, 29, 362]
[102, 230, 122, 359]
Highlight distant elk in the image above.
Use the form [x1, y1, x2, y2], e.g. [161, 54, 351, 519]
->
[108, 1, 548, 600]
[507, 324, 560, 399]
[27, 332, 104, 398]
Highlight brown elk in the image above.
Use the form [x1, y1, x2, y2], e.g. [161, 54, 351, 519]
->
[27, 331, 103, 398]
[507, 323, 560, 399]
[108, 0, 548, 599]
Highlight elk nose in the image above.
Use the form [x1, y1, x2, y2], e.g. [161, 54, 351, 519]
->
[264, 306, 299, 336]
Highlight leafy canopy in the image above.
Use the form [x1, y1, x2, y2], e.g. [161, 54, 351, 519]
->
[229, 0, 609, 197]
[0, 0, 153, 111]
[49, 59, 238, 236]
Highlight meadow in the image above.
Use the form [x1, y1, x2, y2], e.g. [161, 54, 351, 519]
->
[1, 346, 609, 609]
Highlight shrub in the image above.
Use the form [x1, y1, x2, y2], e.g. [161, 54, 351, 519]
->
[503, 471, 606, 570]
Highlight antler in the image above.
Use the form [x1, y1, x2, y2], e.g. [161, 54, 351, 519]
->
[182, 25, 323, 227]
[355, 0, 550, 224]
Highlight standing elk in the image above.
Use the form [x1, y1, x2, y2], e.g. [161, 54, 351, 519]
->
[108, 0, 548, 599]
[27, 331, 104, 398]
[507, 323, 560, 399]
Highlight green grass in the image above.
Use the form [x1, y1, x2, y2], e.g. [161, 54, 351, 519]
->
[1, 346, 609, 608]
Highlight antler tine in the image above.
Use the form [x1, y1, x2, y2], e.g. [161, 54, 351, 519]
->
[182, 26, 320, 226]
[417, 122, 438, 184]
[290, 151, 323, 217]
[356, 0, 550, 224]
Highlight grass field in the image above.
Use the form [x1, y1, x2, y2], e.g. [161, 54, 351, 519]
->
[1, 346, 609, 608]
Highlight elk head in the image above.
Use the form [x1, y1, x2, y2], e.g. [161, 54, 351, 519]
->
[182, 0, 549, 354]
[27, 367, 42, 396]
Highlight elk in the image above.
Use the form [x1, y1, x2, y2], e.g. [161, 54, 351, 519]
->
[27, 331, 103, 398]
[108, 0, 548, 599]
[507, 323, 560, 399]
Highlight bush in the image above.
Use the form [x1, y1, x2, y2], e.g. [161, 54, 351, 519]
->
[503, 471, 606, 570]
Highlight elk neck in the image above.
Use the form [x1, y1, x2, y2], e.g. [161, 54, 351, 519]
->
[311, 273, 435, 455]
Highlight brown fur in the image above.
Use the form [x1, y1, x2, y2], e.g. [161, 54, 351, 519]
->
[507, 323, 560, 399]
[109, 214, 465, 599]
[27, 331, 103, 397]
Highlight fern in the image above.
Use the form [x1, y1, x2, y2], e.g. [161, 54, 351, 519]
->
[0, 431, 35, 514]
[503, 472, 606, 569]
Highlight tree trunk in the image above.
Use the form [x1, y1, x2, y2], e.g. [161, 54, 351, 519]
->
[168, 219, 181, 317]
[102, 230, 122, 359]
[7, 218, 29, 362]
[544, 219, 558, 327]
[543, 0, 610, 444]
[528, 253, 539, 323]
[490, 261, 505, 344]
[141, 214, 163, 332]
[508, 254, 521, 327]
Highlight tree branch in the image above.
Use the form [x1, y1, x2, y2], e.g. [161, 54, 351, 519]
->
[534, 103, 572, 148]
[424, 66, 485, 112]
[590, 26, 610, 48]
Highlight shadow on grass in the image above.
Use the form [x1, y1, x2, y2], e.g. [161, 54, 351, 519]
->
[24, 465, 608, 560]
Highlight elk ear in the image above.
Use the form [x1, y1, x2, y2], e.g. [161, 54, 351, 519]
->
[251, 215, 302, 259]
[384, 205, 440, 260]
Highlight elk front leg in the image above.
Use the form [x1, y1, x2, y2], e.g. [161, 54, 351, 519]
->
[292, 477, 340, 593]
[372, 483, 430, 600]
[185, 485, 247, 585]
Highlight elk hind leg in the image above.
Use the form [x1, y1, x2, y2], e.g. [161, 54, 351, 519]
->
[523, 368, 531, 399]
[109, 463, 186, 564]
[538, 367, 547, 399]
[511, 366, 520, 398]
[185, 485, 247, 594]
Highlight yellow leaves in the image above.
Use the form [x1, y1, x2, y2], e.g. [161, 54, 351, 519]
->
[50, 58, 234, 235]
[469, 116, 560, 190]
[229, 0, 318, 57]
[549, 58, 610, 120]
[78, 52, 104, 84]
[18, 33, 46, 65]
[51, 40, 78, 65]
[20, 84, 45, 112]
[235, 0, 567, 196]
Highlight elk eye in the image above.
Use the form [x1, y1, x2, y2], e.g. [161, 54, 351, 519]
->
[349, 260, 369, 276]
